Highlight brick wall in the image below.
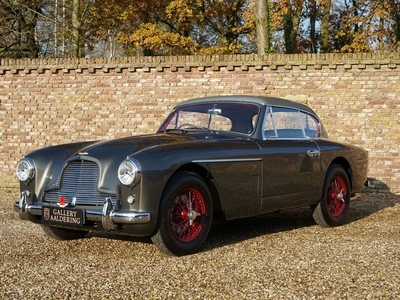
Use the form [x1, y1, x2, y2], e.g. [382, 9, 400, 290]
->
[1, 54, 399, 194]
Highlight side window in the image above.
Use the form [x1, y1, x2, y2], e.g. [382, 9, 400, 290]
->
[299, 111, 320, 138]
[264, 107, 320, 139]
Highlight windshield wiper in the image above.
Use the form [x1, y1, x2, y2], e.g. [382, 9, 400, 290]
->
[161, 127, 214, 134]
[183, 126, 214, 133]
[160, 129, 187, 134]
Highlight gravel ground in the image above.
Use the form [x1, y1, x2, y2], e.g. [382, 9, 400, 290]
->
[1, 188, 399, 299]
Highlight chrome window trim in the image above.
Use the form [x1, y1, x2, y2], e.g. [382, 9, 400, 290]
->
[262, 105, 321, 140]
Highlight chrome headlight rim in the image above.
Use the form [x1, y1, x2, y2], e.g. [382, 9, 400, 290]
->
[118, 158, 142, 187]
[16, 157, 35, 183]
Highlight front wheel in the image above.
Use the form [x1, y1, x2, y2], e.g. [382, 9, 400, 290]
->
[312, 165, 351, 227]
[42, 225, 89, 240]
[151, 172, 213, 256]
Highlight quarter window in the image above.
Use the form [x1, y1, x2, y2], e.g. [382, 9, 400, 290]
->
[264, 107, 320, 139]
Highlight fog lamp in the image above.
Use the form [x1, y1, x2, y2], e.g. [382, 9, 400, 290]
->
[127, 195, 136, 204]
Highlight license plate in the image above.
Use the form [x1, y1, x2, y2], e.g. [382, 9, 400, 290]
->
[42, 206, 85, 226]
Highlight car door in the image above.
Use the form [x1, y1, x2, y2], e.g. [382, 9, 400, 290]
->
[257, 106, 324, 213]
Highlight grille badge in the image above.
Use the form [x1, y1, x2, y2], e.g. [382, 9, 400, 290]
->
[57, 196, 68, 208]
[57, 196, 77, 208]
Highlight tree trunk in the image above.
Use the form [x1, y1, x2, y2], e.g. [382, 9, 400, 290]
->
[320, 0, 331, 53]
[283, 1, 303, 54]
[391, 0, 400, 50]
[283, 14, 294, 54]
[54, 0, 58, 57]
[72, 0, 82, 57]
[255, 0, 269, 54]
[310, 0, 316, 53]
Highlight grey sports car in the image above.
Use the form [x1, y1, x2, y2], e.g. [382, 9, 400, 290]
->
[14, 95, 369, 255]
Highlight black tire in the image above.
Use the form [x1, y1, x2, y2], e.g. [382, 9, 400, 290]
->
[42, 225, 89, 240]
[151, 172, 213, 256]
[312, 164, 351, 227]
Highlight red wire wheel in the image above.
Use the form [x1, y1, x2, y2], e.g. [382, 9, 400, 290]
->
[327, 176, 347, 217]
[312, 164, 350, 227]
[151, 171, 213, 256]
[169, 187, 206, 243]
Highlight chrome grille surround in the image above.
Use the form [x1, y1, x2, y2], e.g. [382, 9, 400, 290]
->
[44, 160, 117, 206]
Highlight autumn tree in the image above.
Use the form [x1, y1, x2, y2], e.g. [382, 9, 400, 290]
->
[0, 0, 41, 58]
[271, 0, 305, 53]
[89, 0, 171, 56]
[324, 0, 400, 52]
[392, 0, 400, 48]
[115, 0, 255, 55]
[3, 0, 400, 57]
[87, 0, 138, 57]
[192, 0, 255, 54]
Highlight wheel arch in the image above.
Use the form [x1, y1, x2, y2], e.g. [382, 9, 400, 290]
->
[328, 157, 353, 189]
[150, 163, 216, 255]
[172, 163, 223, 217]
[153, 163, 222, 235]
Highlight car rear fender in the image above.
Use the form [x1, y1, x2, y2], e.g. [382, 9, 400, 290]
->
[329, 157, 353, 189]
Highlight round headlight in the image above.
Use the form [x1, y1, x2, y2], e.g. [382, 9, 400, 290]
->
[118, 159, 141, 186]
[16, 158, 35, 182]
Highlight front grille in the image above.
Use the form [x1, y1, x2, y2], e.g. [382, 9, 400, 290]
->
[44, 160, 117, 206]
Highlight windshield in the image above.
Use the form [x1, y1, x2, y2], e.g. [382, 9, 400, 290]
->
[158, 102, 260, 135]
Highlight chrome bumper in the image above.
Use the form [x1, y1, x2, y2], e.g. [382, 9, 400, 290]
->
[14, 190, 151, 230]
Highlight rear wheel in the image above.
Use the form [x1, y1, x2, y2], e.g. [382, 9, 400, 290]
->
[312, 165, 351, 227]
[42, 225, 88, 240]
[151, 172, 213, 256]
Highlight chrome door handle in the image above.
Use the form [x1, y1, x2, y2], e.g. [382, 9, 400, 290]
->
[307, 150, 320, 157]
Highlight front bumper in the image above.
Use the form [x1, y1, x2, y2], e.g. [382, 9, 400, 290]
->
[14, 190, 151, 230]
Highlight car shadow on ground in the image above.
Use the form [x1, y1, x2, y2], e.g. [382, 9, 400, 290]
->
[88, 187, 399, 254]
[201, 190, 399, 253]
[203, 207, 316, 252]
[87, 231, 153, 244]
[87, 205, 317, 247]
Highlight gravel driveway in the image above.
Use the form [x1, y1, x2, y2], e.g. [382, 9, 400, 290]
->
[1, 188, 399, 299]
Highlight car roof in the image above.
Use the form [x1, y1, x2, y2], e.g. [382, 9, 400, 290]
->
[175, 95, 317, 116]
